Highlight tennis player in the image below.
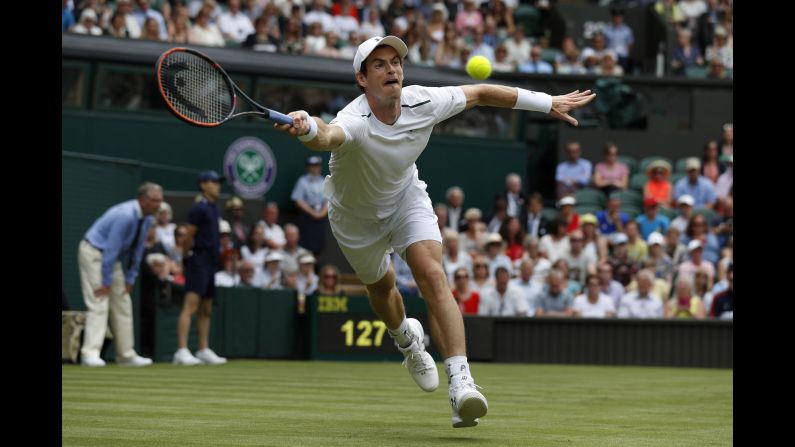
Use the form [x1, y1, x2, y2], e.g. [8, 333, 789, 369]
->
[274, 35, 595, 428]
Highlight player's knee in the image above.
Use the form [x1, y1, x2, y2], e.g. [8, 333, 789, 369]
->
[415, 265, 446, 289]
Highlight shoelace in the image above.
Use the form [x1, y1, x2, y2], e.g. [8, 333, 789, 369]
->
[401, 347, 434, 373]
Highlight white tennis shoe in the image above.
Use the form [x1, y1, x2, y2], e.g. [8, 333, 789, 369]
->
[395, 318, 439, 392]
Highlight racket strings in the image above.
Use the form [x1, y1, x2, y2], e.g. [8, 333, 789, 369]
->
[160, 51, 233, 124]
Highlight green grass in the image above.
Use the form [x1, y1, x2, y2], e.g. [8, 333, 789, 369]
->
[62, 360, 732, 446]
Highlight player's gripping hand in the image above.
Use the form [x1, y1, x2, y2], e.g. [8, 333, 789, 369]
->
[274, 110, 312, 137]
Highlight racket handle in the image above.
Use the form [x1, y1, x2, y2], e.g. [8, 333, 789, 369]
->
[269, 110, 294, 125]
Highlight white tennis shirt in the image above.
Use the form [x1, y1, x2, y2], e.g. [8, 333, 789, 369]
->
[325, 85, 467, 220]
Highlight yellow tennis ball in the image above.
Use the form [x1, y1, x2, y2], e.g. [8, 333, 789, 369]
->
[466, 56, 492, 80]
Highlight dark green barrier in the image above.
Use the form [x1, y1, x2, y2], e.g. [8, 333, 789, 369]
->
[308, 294, 435, 361]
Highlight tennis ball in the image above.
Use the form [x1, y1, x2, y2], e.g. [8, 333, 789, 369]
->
[466, 56, 492, 80]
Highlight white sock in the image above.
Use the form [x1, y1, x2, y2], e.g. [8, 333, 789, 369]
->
[445, 356, 472, 385]
[388, 318, 413, 348]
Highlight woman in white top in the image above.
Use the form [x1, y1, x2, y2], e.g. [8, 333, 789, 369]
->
[573, 274, 617, 318]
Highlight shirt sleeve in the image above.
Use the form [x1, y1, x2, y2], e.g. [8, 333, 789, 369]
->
[291, 176, 307, 202]
[329, 108, 365, 150]
[423, 86, 467, 126]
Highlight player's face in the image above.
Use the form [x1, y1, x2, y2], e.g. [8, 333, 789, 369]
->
[361, 46, 403, 99]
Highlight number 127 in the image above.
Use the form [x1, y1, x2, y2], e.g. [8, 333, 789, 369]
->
[340, 320, 387, 347]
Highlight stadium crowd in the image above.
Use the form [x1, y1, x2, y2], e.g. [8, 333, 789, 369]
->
[139, 121, 733, 323]
[63, 0, 733, 79]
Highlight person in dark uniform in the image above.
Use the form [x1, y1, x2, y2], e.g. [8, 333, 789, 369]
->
[291, 155, 328, 256]
[173, 170, 228, 365]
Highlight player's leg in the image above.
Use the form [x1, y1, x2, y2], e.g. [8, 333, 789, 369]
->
[174, 291, 201, 365]
[195, 296, 227, 365]
[405, 240, 488, 428]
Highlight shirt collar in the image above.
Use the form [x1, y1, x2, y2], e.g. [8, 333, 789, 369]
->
[133, 200, 143, 219]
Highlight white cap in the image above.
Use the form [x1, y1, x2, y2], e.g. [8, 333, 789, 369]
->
[557, 196, 577, 207]
[298, 254, 317, 264]
[486, 233, 503, 245]
[687, 239, 703, 252]
[647, 232, 665, 246]
[265, 252, 285, 263]
[353, 36, 408, 73]
[612, 233, 628, 245]
[219, 219, 231, 234]
[678, 195, 695, 207]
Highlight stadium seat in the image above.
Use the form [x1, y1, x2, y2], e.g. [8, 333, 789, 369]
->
[613, 189, 643, 208]
[542, 207, 559, 221]
[575, 205, 602, 216]
[692, 207, 719, 226]
[574, 188, 606, 208]
[671, 172, 686, 185]
[621, 205, 642, 219]
[629, 172, 647, 191]
[618, 156, 639, 176]
[658, 207, 679, 220]
[675, 157, 692, 173]
[685, 66, 708, 79]
[639, 156, 673, 174]
[514, 5, 541, 36]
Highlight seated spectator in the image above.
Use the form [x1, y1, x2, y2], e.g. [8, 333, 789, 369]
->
[535, 270, 574, 317]
[719, 123, 733, 157]
[700, 139, 726, 184]
[693, 266, 715, 313]
[636, 197, 670, 240]
[483, 233, 514, 279]
[504, 25, 531, 67]
[643, 159, 673, 207]
[671, 28, 704, 76]
[603, 8, 634, 72]
[592, 142, 629, 196]
[451, 267, 480, 315]
[608, 233, 636, 287]
[665, 226, 688, 266]
[683, 214, 721, 265]
[705, 26, 732, 71]
[445, 186, 466, 232]
[556, 141, 593, 199]
[317, 264, 344, 296]
[552, 259, 582, 298]
[461, 207, 484, 256]
[225, 196, 248, 250]
[478, 266, 529, 317]
[141, 17, 164, 41]
[573, 274, 616, 318]
[215, 251, 240, 287]
[517, 45, 553, 74]
[510, 259, 543, 316]
[455, 0, 484, 38]
[442, 229, 472, 285]
[258, 251, 284, 290]
[242, 15, 279, 52]
[499, 217, 526, 261]
[520, 236, 552, 285]
[557, 196, 580, 234]
[709, 263, 733, 319]
[487, 196, 508, 234]
[714, 154, 733, 201]
[392, 252, 419, 296]
[279, 224, 311, 274]
[624, 220, 648, 265]
[706, 58, 728, 80]
[665, 276, 706, 319]
[617, 269, 663, 319]
[580, 213, 608, 263]
[241, 226, 268, 277]
[71, 8, 103, 35]
[237, 260, 258, 288]
[593, 51, 624, 76]
[520, 192, 549, 241]
[674, 158, 717, 208]
[677, 240, 715, 285]
[492, 44, 515, 73]
[106, 10, 132, 38]
[539, 219, 570, 264]
[555, 44, 587, 75]
[670, 195, 695, 234]
[470, 255, 495, 297]
[644, 232, 674, 284]
[597, 192, 630, 235]
[581, 31, 608, 73]
[597, 261, 625, 309]
[154, 202, 177, 254]
[256, 202, 286, 250]
[189, 4, 225, 47]
[297, 254, 319, 297]
[499, 173, 527, 219]
[562, 229, 597, 285]
[320, 33, 344, 59]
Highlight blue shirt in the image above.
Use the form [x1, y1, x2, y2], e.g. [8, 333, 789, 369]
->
[596, 210, 630, 235]
[84, 199, 153, 287]
[635, 214, 670, 240]
[62, 7, 75, 32]
[188, 197, 220, 258]
[556, 159, 593, 187]
[674, 176, 716, 208]
[291, 173, 326, 210]
[602, 24, 634, 58]
[517, 60, 554, 74]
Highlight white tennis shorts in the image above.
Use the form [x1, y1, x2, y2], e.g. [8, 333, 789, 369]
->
[328, 188, 442, 285]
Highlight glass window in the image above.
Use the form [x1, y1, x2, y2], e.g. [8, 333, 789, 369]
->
[62, 63, 87, 108]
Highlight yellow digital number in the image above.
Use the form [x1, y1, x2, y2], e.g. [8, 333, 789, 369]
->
[340, 319, 387, 347]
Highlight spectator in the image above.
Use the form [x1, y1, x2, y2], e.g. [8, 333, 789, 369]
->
[671, 28, 704, 76]
[643, 159, 673, 207]
[78, 182, 162, 367]
[706, 57, 727, 80]
[297, 253, 319, 297]
[304, 21, 327, 55]
[279, 223, 311, 274]
[498, 173, 527, 218]
[433, 23, 461, 68]
[487, 196, 508, 234]
[665, 276, 706, 319]
[291, 155, 328, 255]
[556, 141, 592, 199]
[573, 273, 616, 318]
[597, 261, 625, 309]
[552, 259, 582, 298]
[714, 155, 733, 201]
[680, 0, 708, 30]
[455, 0, 484, 38]
[71, 8, 103, 35]
[607, 233, 636, 287]
[116, 0, 142, 39]
[602, 8, 634, 72]
[435, 203, 449, 234]
[499, 217, 526, 261]
[469, 26, 496, 63]
[517, 45, 553, 74]
[214, 251, 240, 287]
[461, 208, 484, 256]
[535, 270, 574, 317]
[189, 4, 225, 47]
[492, 44, 515, 73]
[594, 51, 624, 76]
[154, 202, 177, 254]
[331, 0, 359, 40]
[218, 219, 235, 258]
[242, 15, 279, 51]
[677, 239, 715, 285]
[504, 25, 531, 67]
[625, 220, 648, 265]
[106, 10, 132, 38]
[442, 229, 472, 285]
[555, 43, 587, 75]
[592, 142, 629, 196]
[445, 186, 465, 232]
[562, 229, 597, 285]
[520, 235, 552, 285]
[510, 259, 543, 316]
[470, 255, 495, 297]
[259, 251, 285, 290]
[451, 267, 480, 315]
[483, 233, 513, 279]
[644, 232, 674, 284]
[665, 226, 688, 266]
[700, 139, 726, 184]
[256, 202, 286, 250]
[636, 197, 670, 240]
[539, 218, 570, 264]
[174, 171, 227, 366]
[519, 192, 548, 240]
[304, 0, 335, 34]
[710, 263, 733, 319]
[719, 123, 733, 157]
[141, 16, 164, 41]
[674, 158, 717, 208]
[705, 26, 732, 71]
[581, 31, 608, 73]
[241, 225, 268, 277]
[557, 196, 580, 234]
[683, 214, 721, 265]
[670, 194, 695, 234]
[133, 0, 167, 41]
[224, 196, 248, 250]
[693, 266, 715, 313]
[579, 213, 608, 263]
[317, 264, 344, 296]
[617, 269, 663, 319]
[280, 16, 304, 54]
[168, 4, 191, 44]
[237, 260, 258, 287]
[597, 192, 630, 235]
[425, 2, 447, 44]
[478, 266, 529, 317]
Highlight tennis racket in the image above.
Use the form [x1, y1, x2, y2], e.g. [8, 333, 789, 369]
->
[155, 47, 294, 127]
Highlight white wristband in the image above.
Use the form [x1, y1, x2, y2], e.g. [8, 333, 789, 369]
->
[297, 111, 318, 142]
[513, 88, 552, 114]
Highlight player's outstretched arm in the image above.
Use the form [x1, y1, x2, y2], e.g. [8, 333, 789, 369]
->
[460, 84, 595, 127]
[273, 111, 346, 152]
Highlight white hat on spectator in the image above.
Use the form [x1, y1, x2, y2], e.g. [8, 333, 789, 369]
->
[432, 2, 449, 21]
[612, 232, 629, 245]
[687, 240, 703, 252]
[80, 8, 98, 22]
[298, 254, 317, 264]
[146, 253, 168, 266]
[265, 252, 285, 263]
[219, 219, 231, 234]
[557, 196, 577, 207]
[685, 157, 701, 171]
[464, 208, 482, 220]
[647, 232, 665, 246]
[486, 233, 503, 245]
[678, 195, 695, 207]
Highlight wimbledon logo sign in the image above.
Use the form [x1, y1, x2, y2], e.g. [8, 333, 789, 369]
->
[224, 136, 277, 199]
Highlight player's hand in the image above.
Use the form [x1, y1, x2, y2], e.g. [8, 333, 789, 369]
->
[550, 90, 596, 126]
[274, 110, 311, 137]
[94, 286, 110, 299]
